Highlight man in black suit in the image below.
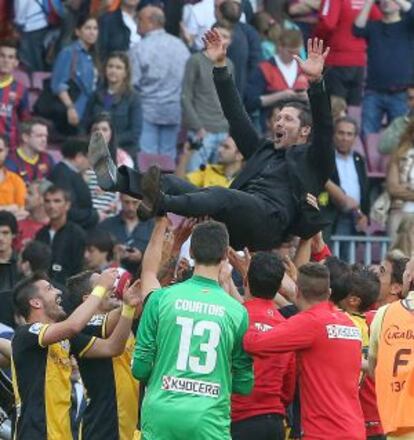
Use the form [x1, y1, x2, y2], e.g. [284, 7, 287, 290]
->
[51, 138, 100, 231]
[323, 116, 369, 258]
[90, 34, 334, 251]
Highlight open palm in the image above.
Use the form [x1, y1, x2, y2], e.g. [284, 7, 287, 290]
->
[203, 29, 227, 66]
[294, 38, 330, 82]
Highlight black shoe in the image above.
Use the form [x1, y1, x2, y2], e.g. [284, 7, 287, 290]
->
[137, 165, 163, 221]
[88, 131, 118, 191]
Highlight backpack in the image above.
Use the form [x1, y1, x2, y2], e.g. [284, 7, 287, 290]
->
[35, 0, 65, 26]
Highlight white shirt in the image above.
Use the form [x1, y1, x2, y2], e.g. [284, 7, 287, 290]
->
[14, 0, 48, 32]
[335, 152, 361, 204]
[274, 55, 298, 88]
[122, 11, 141, 47]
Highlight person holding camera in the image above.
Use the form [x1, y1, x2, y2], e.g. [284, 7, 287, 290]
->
[181, 21, 235, 172]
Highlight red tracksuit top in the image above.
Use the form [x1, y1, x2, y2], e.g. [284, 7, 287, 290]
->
[231, 297, 295, 422]
[244, 301, 365, 440]
[314, 0, 382, 66]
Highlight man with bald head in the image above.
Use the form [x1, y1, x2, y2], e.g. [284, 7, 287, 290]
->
[129, 5, 190, 160]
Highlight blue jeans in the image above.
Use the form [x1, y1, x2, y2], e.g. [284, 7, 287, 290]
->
[186, 131, 228, 172]
[140, 120, 180, 160]
[362, 90, 407, 136]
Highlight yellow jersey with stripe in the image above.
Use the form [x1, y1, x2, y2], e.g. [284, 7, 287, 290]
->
[11, 322, 92, 440]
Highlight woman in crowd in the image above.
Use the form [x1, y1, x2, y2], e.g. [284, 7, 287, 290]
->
[84, 113, 134, 218]
[386, 118, 414, 240]
[85, 51, 142, 157]
[51, 14, 99, 135]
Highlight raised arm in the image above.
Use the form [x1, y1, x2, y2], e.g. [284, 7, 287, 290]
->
[203, 29, 260, 160]
[294, 38, 334, 184]
[354, 0, 375, 29]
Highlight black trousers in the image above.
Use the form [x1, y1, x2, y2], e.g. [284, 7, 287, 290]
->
[231, 414, 285, 440]
[117, 166, 287, 250]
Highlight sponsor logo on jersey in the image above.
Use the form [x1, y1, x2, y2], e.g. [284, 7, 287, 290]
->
[384, 325, 414, 346]
[326, 324, 361, 340]
[161, 375, 220, 398]
[89, 314, 105, 326]
[28, 322, 44, 335]
[254, 322, 273, 332]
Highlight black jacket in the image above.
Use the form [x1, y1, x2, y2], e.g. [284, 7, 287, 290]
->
[35, 222, 86, 285]
[50, 162, 99, 230]
[98, 9, 131, 61]
[214, 66, 335, 239]
[331, 151, 370, 216]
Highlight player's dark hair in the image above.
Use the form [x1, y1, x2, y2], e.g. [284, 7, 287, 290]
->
[248, 252, 285, 299]
[0, 210, 18, 235]
[344, 268, 380, 312]
[190, 221, 229, 266]
[13, 273, 48, 320]
[66, 271, 94, 312]
[61, 137, 89, 159]
[85, 229, 115, 262]
[324, 256, 351, 303]
[22, 241, 52, 274]
[43, 185, 71, 203]
[280, 101, 312, 128]
[297, 263, 330, 301]
[385, 251, 409, 285]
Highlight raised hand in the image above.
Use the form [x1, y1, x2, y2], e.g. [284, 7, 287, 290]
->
[294, 38, 330, 83]
[122, 278, 142, 308]
[202, 29, 227, 67]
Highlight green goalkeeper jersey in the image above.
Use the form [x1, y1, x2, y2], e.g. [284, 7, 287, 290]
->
[132, 275, 253, 440]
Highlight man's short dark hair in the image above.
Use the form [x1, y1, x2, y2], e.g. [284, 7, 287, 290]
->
[66, 271, 93, 313]
[20, 117, 49, 136]
[324, 256, 351, 303]
[22, 241, 52, 273]
[344, 268, 380, 312]
[0, 210, 18, 235]
[334, 116, 359, 134]
[61, 138, 89, 159]
[247, 252, 285, 299]
[13, 273, 47, 320]
[297, 263, 330, 301]
[385, 251, 409, 285]
[190, 221, 229, 266]
[280, 101, 312, 128]
[219, 0, 242, 24]
[85, 229, 114, 262]
[43, 185, 71, 203]
[0, 39, 19, 52]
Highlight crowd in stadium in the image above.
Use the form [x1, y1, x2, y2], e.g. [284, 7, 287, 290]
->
[0, 0, 414, 439]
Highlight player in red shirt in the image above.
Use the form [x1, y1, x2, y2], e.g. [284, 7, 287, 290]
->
[231, 252, 295, 440]
[244, 263, 365, 440]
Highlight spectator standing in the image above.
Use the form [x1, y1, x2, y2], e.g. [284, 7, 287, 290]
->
[244, 263, 365, 440]
[314, 0, 381, 107]
[379, 87, 414, 155]
[231, 252, 295, 440]
[0, 39, 30, 151]
[98, 0, 141, 61]
[100, 193, 154, 271]
[13, 0, 49, 71]
[85, 52, 142, 157]
[328, 117, 369, 259]
[50, 138, 100, 230]
[181, 21, 234, 172]
[35, 185, 86, 285]
[369, 257, 414, 440]
[0, 135, 26, 215]
[354, 0, 414, 136]
[6, 118, 54, 184]
[177, 136, 243, 187]
[15, 180, 50, 252]
[245, 29, 309, 114]
[130, 6, 190, 160]
[51, 14, 99, 135]
[0, 211, 19, 327]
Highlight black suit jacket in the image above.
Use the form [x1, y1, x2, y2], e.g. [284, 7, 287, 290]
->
[331, 151, 370, 216]
[50, 162, 99, 230]
[213, 67, 335, 239]
[98, 9, 131, 61]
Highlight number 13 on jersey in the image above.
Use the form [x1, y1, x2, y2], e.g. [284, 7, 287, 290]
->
[176, 317, 221, 375]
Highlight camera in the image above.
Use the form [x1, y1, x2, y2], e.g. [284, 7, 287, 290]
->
[188, 137, 203, 151]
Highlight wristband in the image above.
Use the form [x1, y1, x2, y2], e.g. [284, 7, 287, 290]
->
[121, 304, 135, 319]
[91, 286, 107, 299]
[311, 244, 332, 262]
